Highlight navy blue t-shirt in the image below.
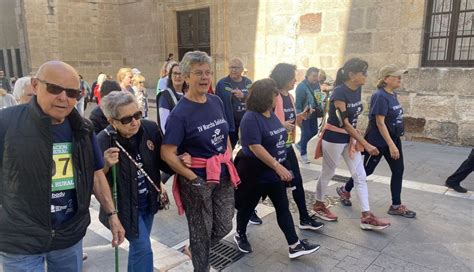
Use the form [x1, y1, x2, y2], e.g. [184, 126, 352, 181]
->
[163, 94, 229, 178]
[323, 84, 364, 143]
[134, 153, 149, 213]
[240, 111, 287, 183]
[225, 78, 251, 125]
[51, 119, 104, 229]
[365, 88, 404, 147]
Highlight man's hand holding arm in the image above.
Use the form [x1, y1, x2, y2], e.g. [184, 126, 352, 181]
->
[93, 170, 125, 247]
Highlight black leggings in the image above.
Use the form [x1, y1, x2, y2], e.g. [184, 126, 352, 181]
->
[345, 138, 404, 206]
[235, 179, 299, 245]
[286, 146, 311, 221]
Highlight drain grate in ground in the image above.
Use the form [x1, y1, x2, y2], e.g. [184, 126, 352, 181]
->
[331, 174, 350, 182]
[210, 240, 244, 271]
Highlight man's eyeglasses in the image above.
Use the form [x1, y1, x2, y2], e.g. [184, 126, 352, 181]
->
[229, 66, 243, 70]
[35, 78, 80, 98]
[190, 70, 213, 77]
[113, 111, 142, 125]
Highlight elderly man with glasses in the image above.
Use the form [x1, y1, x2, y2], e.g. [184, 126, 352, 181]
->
[0, 60, 125, 271]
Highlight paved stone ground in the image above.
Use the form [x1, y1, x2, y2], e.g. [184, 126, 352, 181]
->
[1, 93, 472, 271]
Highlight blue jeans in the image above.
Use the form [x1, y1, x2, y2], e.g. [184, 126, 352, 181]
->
[0, 240, 83, 272]
[299, 116, 318, 156]
[127, 212, 154, 272]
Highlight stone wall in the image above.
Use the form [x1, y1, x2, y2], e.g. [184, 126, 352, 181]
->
[21, 0, 124, 81]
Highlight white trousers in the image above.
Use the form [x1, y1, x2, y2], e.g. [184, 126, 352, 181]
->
[316, 140, 370, 212]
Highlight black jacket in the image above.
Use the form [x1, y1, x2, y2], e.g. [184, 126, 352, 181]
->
[0, 97, 96, 254]
[97, 120, 172, 239]
[89, 105, 109, 134]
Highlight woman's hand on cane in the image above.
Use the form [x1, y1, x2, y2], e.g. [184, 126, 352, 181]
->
[104, 147, 120, 168]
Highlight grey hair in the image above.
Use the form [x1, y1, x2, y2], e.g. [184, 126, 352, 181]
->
[101, 91, 138, 119]
[13, 76, 31, 100]
[179, 51, 213, 77]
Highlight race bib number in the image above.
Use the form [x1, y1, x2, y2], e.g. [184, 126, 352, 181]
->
[52, 143, 75, 192]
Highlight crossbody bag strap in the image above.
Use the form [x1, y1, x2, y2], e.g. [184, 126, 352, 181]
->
[104, 129, 161, 194]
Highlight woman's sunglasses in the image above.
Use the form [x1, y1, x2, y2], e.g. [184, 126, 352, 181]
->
[114, 111, 142, 125]
[35, 78, 80, 98]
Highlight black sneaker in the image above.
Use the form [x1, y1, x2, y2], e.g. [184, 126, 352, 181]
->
[445, 182, 468, 193]
[249, 210, 263, 225]
[234, 233, 253, 253]
[299, 217, 324, 231]
[288, 239, 320, 259]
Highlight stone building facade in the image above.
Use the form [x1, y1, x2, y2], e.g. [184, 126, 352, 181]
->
[0, 0, 473, 146]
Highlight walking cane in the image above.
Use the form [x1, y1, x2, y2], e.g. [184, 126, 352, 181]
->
[106, 128, 120, 272]
[112, 163, 119, 272]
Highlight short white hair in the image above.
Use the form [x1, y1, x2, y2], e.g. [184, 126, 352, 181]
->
[101, 91, 138, 119]
[13, 76, 31, 100]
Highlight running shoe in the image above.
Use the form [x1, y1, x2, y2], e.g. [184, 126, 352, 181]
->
[312, 202, 338, 221]
[300, 154, 310, 164]
[360, 212, 391, 230]
[299, 217, 324, 230]
[387, 204, 416, 218]
[336, 186, 352, 206]
[234, 233, 253, 253]
[288, 239, 320, 259]
[249, 210, 263, 225]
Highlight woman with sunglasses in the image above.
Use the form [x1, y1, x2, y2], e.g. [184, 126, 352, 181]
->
[313, 58, 390, 230]
[161, 51, 239, 272]
[157, 63, 188, 133]
[96, 91, 175, 271]
[337, 64, 416, 218]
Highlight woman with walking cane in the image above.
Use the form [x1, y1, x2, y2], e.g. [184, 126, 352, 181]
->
[97, 91, 182, 271]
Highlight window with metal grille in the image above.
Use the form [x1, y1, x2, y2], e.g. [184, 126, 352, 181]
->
[422, 0, 474, 67]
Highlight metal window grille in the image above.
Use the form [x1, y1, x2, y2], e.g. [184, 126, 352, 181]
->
[422, 0, 474, 67]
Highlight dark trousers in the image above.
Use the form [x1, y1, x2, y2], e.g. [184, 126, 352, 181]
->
[229, 130, 239, 149]
[345, 138, 404, 206]
[299, 116, 318, 156]
[178, 176, 235, 272]
[446, 149, 474, 185]
[235, 179, 299, 246]
[286, 146, 311, 220]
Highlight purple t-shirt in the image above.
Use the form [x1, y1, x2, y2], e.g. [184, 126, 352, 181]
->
[163, 94, 229, 178]
[240, 111, 287, 183]
[323, 84, 364, 143]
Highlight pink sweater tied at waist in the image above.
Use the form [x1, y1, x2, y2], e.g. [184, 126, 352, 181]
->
[314, 123, 364, 160]
[172, 148, 240, 215]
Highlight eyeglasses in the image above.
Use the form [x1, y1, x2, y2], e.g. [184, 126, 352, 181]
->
[190, 70, 213, 77]
[229, 66, 243, 70]
[172, 72, 182, 77]
[113, 111, 142, 125]
[35, 78, 80, 98]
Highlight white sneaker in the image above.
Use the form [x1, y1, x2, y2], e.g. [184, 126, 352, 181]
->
[301, 154, 310, 164]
